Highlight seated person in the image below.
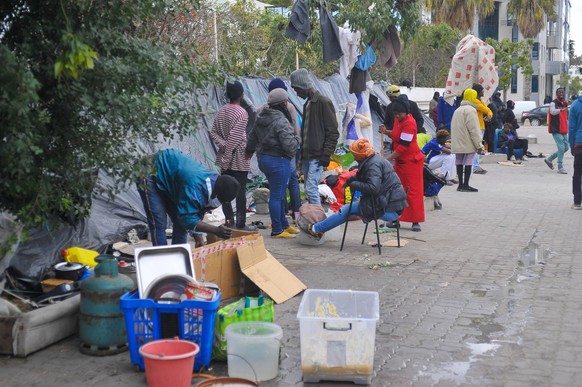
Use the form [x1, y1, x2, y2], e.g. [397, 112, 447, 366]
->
[416, 126, 432, 150]
[498, 122, 528, 161]
[422, 129, 457, 185]
[299, 139, 408, 240]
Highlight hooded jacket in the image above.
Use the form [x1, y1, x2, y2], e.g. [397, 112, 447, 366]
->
[350, 154, 408, 222]
[246, 108, 300, 159]
[451, 89, 484, 154]
[154, 149, 219, 231]
[569, 95, 582, 148]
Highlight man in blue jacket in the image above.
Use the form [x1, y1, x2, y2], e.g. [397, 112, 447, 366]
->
[569, 94, 582, 210]
[137, 149, 240, 245]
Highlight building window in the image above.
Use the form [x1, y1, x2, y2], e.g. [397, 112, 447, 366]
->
[478, 2, 499, 40]
[531, 75, 539, 93]
[532, 43, 539, 60]
[511, 65, 518, 94]
[512, 25, 519, 42]
[507, 12, 514, 26]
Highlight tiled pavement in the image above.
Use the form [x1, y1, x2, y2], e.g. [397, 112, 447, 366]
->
[2, 126, 581, 386]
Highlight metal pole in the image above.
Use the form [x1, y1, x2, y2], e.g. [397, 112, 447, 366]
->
[213, 9, 218, 63]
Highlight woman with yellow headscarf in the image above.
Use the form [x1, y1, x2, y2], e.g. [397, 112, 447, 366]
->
[450, 89, 485, 192]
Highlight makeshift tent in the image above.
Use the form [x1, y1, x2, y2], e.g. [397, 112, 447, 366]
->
[0, 74, 391, 279]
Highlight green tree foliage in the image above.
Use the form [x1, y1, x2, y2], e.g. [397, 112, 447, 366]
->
[486, 38, 533, 98]
[557, 75, 582, 99]
[327, 0, 423, 43]
[371, 23, 460, 87]
[424, 0, 494, 32]
[0, 0, 220, 233]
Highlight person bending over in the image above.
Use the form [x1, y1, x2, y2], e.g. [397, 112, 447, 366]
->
[137, 149, 240, 246]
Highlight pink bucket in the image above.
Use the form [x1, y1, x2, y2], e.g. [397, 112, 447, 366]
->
[139, 339, 200, 387]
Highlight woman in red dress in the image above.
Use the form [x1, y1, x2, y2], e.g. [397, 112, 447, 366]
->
[382, 96, 425, 231]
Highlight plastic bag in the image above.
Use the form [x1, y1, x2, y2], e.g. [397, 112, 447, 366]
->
[213, 295, 274, 360]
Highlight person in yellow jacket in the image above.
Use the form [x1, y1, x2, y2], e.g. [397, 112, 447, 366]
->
[471, 83, 493, 174]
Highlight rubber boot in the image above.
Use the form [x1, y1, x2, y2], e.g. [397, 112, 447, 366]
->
[464, 165, 478, 192]
[456, 165, 464, 191]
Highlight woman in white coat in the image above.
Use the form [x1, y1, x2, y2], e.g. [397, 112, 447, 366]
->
[450, 89, 485, 192]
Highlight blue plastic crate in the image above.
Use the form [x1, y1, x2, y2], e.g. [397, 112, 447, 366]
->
[120, 290, 221, 371]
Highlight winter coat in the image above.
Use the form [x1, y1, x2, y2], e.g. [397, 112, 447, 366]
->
[301, 91, 339, 160]
[350, 154, 408, 223]
[246, 108, 300, 159]
[548, 98, 569, 135]
[474, 99, 493, 130]
[451, 99, 483, 154]
[437, 96, 456, 130]
[569, 95, 582, 148]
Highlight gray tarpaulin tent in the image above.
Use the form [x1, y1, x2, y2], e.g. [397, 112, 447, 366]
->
[0, 74, 392, 279]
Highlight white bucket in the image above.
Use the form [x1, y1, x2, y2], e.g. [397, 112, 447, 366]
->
[225, 322, 282, 382]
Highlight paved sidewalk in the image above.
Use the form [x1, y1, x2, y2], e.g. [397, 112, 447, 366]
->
[2, 126, 581, 387]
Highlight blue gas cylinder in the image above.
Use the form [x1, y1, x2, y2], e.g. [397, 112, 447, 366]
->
[79, 255, 134, 355]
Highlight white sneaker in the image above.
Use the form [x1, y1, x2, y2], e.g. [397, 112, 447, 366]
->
[509, 156, 516, 161]
[571, 204, 582, 210]
[558, 168, 568, 174]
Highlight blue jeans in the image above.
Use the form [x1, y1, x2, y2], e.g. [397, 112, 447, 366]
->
[313, 201, 400, 233]
[258, 154, 291, 234]
[548, 133, 569, 169]
[302, 159, 322, 204]
[473, 130, 484, 169]
[137, 176, 187, 246]
[288, 156, 301, 213]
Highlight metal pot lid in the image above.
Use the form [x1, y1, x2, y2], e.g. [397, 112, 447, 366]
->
[54, 261, 85, 271]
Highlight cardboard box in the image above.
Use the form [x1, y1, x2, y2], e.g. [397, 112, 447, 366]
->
[192, 234, 306, 303]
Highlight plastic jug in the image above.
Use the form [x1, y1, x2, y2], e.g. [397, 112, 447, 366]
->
[61, 246, 99, 268]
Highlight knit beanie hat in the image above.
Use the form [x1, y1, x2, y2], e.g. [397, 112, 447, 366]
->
[267, 88, 288, 107]
[212, 175, 240, 203]
[391, 97, 409, 114]
[290, 68, 313, 89]
[386, 84, 401, 97]
[226, 80, 244, 100]
[472, 83, 484, 94]
[350, 139, 375, 161]
[268, 78, 288, 92]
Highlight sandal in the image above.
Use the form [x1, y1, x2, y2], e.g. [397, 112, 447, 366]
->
[251, 221, 267, 229]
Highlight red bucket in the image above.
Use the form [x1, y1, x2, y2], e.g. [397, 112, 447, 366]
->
[139, 339, 200, 387]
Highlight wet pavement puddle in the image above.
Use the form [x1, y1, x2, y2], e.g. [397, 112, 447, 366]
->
[419, 342, 500, 385]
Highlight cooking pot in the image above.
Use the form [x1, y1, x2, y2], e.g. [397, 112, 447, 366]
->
[54, 261, 87, 281]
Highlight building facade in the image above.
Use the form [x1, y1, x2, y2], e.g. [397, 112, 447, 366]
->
[475, 0, 571, 106]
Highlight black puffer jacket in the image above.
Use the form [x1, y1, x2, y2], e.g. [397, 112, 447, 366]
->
[246, 108, 299, 159]
[350, 154, 408, 222]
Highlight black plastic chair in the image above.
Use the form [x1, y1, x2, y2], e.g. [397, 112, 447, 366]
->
[339, 196, 401, 255]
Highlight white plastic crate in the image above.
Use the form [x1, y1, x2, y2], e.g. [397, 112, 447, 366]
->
[296, 289, 379, 385]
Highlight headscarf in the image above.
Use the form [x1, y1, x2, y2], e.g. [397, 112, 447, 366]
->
[463, 88, 478, 104]
[350, 139, 375, 161]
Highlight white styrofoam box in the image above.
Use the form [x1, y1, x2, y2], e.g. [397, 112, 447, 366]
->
[296, 289, 379, 385]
